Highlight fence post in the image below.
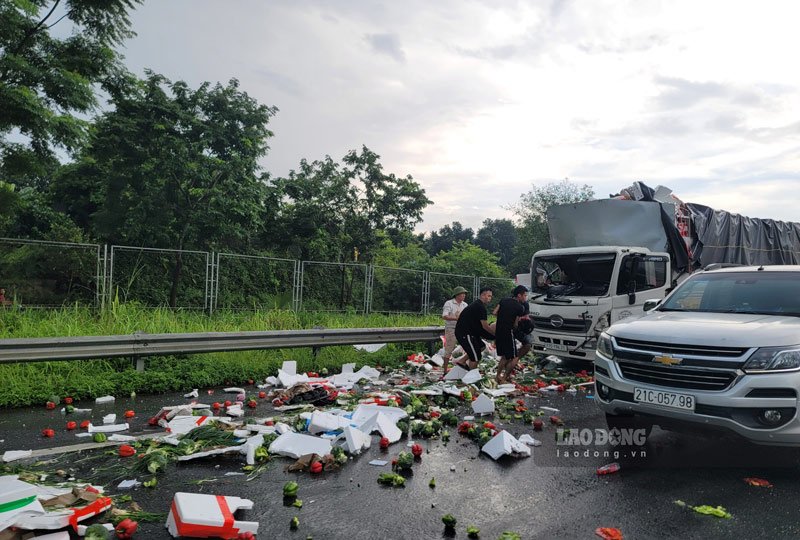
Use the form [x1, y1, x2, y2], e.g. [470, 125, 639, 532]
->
[473, 276, 479, 300]
[364, 265, 373, 314]
[422, 271, 430, 315]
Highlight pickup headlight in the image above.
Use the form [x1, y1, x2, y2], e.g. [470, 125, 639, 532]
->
[597, 332, 614, 359]
[743, 346, 800, 373]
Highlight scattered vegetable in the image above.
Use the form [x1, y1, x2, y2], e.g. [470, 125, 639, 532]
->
[115, 518, 139, 539]
[442, 514, 457, 529]
[284, 481, 299, 497]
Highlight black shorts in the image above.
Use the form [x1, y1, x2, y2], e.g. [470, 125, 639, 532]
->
[495, 330, 517, 359]
[456, 333, 485, 362]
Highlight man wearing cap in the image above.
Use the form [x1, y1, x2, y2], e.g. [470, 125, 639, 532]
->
[494, 285, 529, 383]
[441, 286, 469, 372]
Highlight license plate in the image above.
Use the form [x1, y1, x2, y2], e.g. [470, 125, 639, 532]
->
[546, 343, 568, 352]
[634, 387, 695, 411]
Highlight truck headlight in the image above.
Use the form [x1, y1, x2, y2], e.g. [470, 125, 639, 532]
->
[597, 332, 614, 359]
[743, 346, 800, 373]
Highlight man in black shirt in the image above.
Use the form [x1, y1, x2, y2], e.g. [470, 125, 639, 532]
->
[495, 285, 529, 383]
[454, 287, 495, 370]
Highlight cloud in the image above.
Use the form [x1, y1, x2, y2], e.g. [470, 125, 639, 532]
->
[654, 76, 765, 110]
[364, 33, 406, 62]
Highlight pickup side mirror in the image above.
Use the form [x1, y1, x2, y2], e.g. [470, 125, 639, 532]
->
[643, 299, 660, 312]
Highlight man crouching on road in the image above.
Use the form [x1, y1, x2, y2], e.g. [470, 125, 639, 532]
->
[495, 285, 529, 384]
[454, 287, 495, 370]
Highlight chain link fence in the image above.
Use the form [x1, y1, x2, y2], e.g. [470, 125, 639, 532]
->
[0, 238, 519, 314]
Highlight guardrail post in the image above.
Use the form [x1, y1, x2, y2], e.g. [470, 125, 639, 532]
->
[132, 357, 146, 372]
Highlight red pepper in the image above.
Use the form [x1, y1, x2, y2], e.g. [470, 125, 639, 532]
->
[63, 397, 73, 405]
[247, 400, 258, 409]
[533, 419, 543, 431]
[258, 391, 267, 399]
[115, 517, 139, 539]
[264, 420, 274, 426]
[379, 437, 390, 449]
[42, 428, 55, 438]
[124, 410, 135, 418]
[483, 422, 496, 430]
[272, 399, 284, 407]
[237, 532, 256, 540]
[310, 461, 323, 474]
[80, 420, 91, 429]
[457, 421, 474, 434]
[516, 399, 525, 406]
[66, 421, 77, 430]
[212, 402, 222, 410]
[118, 445, 136, 457]
[430, 411, 441, 418]
[46, 401, 56, 410]
[411, 443, 423, 458]
[550, 415, 563, 426]
[307, 372, 319, 378]
[224, 400, 232, 407]
[247, 379, 254, 385]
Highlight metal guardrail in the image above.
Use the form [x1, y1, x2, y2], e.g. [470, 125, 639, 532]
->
[0, 327, 444, 364]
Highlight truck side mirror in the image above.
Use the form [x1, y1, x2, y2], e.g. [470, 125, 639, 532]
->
[627, 280, 637, 305]
[643, 299, 660, 311]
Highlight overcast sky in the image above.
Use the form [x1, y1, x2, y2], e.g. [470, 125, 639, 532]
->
[118, 0, 800, 232]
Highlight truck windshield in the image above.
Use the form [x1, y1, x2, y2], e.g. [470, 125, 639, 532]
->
[660, 271, 800, 315]
[532, 253, 616, 297]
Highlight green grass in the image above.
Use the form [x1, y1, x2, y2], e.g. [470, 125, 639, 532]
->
[0, 303, 441, 408]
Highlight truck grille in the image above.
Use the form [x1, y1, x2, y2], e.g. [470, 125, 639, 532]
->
[613, 337, 748, 358]
[618, 361, 736, 391]
[532, 316, 591, 333]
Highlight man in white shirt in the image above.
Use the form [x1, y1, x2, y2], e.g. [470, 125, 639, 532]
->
[442, 286, 468, 372]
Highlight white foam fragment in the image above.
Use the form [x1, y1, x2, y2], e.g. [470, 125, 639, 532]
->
[184, 389, 199, 398]
[102, 414, 116, 425]
[88, 423, 129, 433]
[518, 434, 542, 447]
[444, 365, 468, 381]
[462, 369, 482, 384]
[2, 450, 32, 462]
[268, 432, 332, 459]
[471, 394, 495, 415]
[95, 396, 115, 404]
[481, 430, 531, 460]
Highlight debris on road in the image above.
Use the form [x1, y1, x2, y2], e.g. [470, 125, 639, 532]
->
[165, 492, 259, 538]
[743, 477, 773, 488]
[595, 527, 624, 540]
[675, 500, 732, 518]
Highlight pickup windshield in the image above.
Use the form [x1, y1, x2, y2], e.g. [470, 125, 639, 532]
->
[660, 271, 800, 315]
[532, 253, 616, 298]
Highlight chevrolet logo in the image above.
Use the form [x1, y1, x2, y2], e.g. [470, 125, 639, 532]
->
[653, 354, 682, 366]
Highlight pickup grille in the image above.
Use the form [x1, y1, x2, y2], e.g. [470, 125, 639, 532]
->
[532, 316, 591, 333]
[618, 361, 736, 391]
[613, 337, 749, 358]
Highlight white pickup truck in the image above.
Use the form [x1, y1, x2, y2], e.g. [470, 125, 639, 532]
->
[596, 265, 800, 445]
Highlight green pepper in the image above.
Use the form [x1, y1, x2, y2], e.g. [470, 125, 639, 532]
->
[283, 481, 299, 497]
[467, 525, 480, 538]
[498, 533, 521, 540]
[441, 514, 457, 528]
[255, 446, 270, 462]
[429, 477, 436, 489]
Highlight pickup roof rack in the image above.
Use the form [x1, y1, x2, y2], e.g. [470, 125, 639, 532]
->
[703, 263, 744, 271]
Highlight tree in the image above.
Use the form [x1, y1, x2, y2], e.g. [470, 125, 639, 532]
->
[508, 180, 595, 274]
[268, 146, 431, 263]
[0, 0, 142, 184]
[423, 221, 475, 256]
[475, 218, 517, 268]
[54, 72, 278, 306]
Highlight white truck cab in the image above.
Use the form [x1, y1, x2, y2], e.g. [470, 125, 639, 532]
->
[529, 246, 670, 361]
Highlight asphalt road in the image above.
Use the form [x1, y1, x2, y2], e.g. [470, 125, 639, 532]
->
[3, 378, 800, 539]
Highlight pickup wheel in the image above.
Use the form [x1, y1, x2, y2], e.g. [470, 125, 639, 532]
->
[605, 413, 653, 443]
